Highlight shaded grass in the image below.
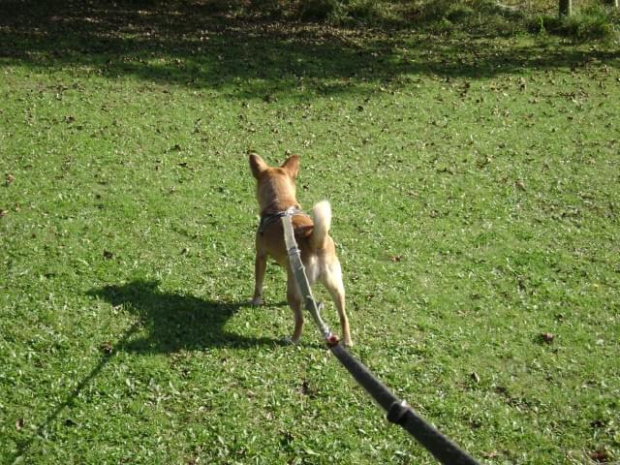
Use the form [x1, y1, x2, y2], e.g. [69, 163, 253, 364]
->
[1, 2, 620, 464]
[530, 4, 620, 41]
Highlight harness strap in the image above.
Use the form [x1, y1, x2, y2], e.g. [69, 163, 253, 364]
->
[258, 207, 308, 235]
[280, 214, 481, 465]
[281, 214, 332, 340]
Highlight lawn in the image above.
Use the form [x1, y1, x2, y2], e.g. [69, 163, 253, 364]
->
[1, 2, 619, 464]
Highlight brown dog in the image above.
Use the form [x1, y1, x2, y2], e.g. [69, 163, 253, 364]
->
[249, 153, 352, 346]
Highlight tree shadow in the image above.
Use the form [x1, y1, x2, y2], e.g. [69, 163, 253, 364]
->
[1, 0, 618, 98]
[88, 279, 282, 352]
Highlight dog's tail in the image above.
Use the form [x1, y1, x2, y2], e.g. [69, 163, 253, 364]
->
[311, 200, 332, 249]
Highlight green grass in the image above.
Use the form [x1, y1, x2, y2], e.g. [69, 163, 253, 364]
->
[1, 2, 620, 464]
[531, 4, 620, 41]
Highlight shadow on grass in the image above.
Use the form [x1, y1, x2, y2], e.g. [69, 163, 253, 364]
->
[10, 320, 141, 464]
[10, 280, 280, 462]
[1, 0, 618, 98]
[89, 279, 282, 351]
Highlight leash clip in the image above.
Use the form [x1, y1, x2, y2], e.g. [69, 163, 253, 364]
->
[387, 400, 410, 425]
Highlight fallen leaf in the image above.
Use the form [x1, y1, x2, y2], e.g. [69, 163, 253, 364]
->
[103, 250, 114, 260]
[279, 430, 294, 446]
[5, 174, 15, 186]
[299, 379, 316, 398]
[100, 341, 113, 355]
[16, 418, 24, 430]
[495, 385, 509, 396]
[589, 450, 611, 462]
[300, 380, 310, 395]
[470, 372, 481, 383]
[540, 332, 555, 343]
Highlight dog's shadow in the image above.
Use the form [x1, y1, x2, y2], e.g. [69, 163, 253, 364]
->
[89, 280, 281, 353]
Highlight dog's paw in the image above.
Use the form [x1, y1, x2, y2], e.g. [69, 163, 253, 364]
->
[282, 336, 300, 346]
[249, 297, 263, 306]
[343, 338, 354, 348]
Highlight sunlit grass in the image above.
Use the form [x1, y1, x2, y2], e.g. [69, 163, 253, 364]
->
[1, 3, 619, 464]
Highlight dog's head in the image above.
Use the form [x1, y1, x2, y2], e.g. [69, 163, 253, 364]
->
[249, 153, 300, 214]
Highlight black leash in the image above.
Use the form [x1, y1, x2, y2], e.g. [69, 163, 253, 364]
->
[281, 213, 481, 465]
[330, 343, 480, 465]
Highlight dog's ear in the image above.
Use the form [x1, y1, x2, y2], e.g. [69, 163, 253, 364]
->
[281, 155, 300, 179]
[249, 153, 268, 179]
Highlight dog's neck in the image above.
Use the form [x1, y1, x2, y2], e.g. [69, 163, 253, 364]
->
[256, 172, 300, 218]
[260, 200, 301, 218]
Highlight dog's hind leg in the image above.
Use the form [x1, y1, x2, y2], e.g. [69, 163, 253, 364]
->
[321, 260, 352, 347]
[251, 248, 267, 306]
[287, 270, 304, 344]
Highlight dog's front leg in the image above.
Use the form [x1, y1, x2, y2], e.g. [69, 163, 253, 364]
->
[251, 250, 267, 306]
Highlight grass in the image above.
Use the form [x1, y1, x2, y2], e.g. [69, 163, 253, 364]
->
[1, 1, 620, 464]
[202, 0, 620, 39]
[531, 4, 620, 41]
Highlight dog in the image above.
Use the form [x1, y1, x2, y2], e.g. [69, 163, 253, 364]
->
[249, 153, 352, 346]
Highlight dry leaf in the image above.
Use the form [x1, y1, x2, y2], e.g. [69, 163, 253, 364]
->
[589, 450, 611, 462]
[540, 332, 555, 343]
[100, 342, 113, 355]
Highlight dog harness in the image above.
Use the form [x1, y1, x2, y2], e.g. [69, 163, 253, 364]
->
[258, 207, 308, 235]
